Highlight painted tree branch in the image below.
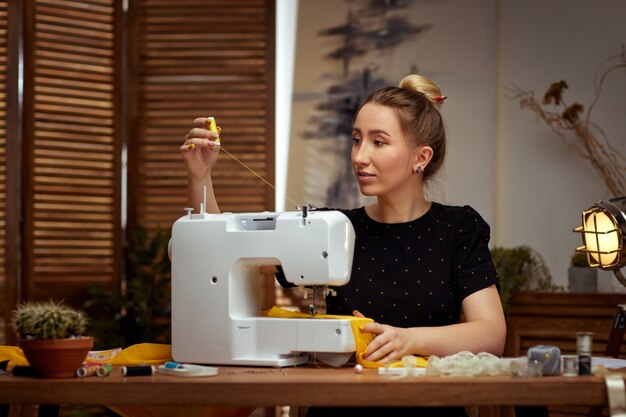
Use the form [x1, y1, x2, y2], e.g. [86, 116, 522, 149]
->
[507, 45, 626, 197]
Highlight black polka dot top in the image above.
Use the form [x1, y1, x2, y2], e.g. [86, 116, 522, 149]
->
[326, 202, 499, 327]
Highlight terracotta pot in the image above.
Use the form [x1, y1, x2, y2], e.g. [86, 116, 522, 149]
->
[19, 336, 94, 378]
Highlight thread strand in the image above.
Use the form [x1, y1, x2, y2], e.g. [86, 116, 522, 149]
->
[219, 146, 300, 209]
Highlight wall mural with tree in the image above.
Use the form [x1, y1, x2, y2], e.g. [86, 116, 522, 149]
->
[298, 0, 431, 208]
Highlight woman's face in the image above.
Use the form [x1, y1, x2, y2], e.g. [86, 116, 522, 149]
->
[351, 103, 417, 197]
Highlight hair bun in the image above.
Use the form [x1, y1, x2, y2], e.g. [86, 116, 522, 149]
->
[399, 74, 446, 109]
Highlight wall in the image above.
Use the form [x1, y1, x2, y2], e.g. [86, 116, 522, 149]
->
[497, 0, 626, 289]
[287, 0, 626, 289]
[288, 0, 498, 213]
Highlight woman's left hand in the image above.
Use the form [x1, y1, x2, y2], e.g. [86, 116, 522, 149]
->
[354, 310, 414, 363]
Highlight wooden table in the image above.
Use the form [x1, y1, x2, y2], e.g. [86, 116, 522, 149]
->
[0, 365, 610, 414]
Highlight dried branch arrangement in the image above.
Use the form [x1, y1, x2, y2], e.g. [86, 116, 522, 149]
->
[508, 45, 626, 197]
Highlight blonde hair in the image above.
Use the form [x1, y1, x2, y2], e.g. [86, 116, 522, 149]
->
[399, 74, 447, 110]
[359, 74, 447, 179]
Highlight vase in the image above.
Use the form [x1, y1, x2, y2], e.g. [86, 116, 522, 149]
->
[19, 336, 94, 378]
[568, 267, 598, 293]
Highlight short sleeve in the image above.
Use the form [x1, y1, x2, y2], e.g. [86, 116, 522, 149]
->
[452, 206, 498, 301]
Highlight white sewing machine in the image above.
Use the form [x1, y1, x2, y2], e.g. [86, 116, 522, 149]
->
[170, 207, 357, 367]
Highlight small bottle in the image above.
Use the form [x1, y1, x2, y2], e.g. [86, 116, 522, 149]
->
[577, 332, 593, 375]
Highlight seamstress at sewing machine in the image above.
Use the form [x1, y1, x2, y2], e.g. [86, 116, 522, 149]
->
[180, 74, 506, 417]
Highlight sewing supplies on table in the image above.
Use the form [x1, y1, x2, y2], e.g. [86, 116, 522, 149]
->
[76, 362, 114, 378]
[378, 356, 426, 377]
[426, 351, 512, 377]
[11, 366, 37, 377]
[561, 355, 579, 377]
[86, 348, 122, 362]
[121, 365, 157, 377]
[157, 361, 219, 377]
[96, 364, 113, 377]
[527, 345, 561, 376]
[76, 364, 99, 378]
[577, 332, 593, 375]
[378, 367, 426, 377]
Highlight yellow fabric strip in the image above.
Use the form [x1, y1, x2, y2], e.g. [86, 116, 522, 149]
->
[0, 343, 172, 369]
[263, 306, 428, 369]
[2, 311, 429, 370]
[90, 343, 172, 365]
[0, 345, 29, 367]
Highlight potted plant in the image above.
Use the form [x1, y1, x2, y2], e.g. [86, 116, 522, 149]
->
[84, 224, 171, 349]
[10, 300, 94, 378]
[491, 245, 563, 312]
[568, 252, 598, 293]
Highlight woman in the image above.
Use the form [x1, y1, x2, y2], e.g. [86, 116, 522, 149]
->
[181, 74, 506, 416]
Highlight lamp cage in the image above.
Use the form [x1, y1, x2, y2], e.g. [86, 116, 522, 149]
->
[574, 196, 626, 285]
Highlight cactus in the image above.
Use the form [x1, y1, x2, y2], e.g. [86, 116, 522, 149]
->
[10, 300, 88, 339]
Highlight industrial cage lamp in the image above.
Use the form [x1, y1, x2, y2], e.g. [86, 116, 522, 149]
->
[574, 196, 626, 285]
[575, 197, 626, 417]
[574, 197, 626, 365]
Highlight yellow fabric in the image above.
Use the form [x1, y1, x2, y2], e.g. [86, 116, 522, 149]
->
[0, 345, 29, 367]
[263, 306, 428, 369]
[0, 343, 172, 369]
[88, 343, 172, 365]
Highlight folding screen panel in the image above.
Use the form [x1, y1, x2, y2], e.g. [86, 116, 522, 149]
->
[0, 0, 7, 343]
[127, 0, 275, 231]
[21, 0, 123, 302]
[0, 0, 275, 343]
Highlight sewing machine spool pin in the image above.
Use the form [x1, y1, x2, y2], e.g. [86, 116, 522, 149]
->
[301, 205, 308, 226]
[200, 186, 207, 214]
[299, 204, 318, 226]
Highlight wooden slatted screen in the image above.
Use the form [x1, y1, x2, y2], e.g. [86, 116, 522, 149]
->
[128, 0, 275, 231]
[22, 0, 122, 302]
[0, 0, 7, 343]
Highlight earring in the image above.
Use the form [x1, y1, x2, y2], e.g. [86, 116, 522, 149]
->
[415, 166, 424, 174]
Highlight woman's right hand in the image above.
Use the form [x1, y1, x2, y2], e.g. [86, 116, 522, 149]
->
[180, 117, 222, 180]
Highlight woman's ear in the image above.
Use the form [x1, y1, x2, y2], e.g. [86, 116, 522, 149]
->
[413, 146, 434, 173]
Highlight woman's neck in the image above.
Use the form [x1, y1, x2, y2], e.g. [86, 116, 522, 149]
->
[367, 195, 431, 223]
